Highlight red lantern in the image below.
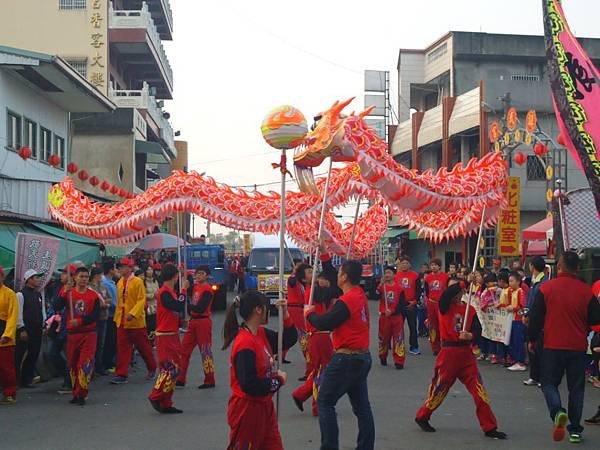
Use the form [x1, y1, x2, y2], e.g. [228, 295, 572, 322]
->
[78, 170, 89, 181]
[100, 181, 110, 191]
[89, 176, 99, 187]
[48, 154, 61, 167]
[514, 151, 526, 166]
[533, 143, 549, 156]
[18, 146, 32, 161]
[557, 133, 566, 146]
[110, 185, 119, 195]
[67, 162, 78, 174]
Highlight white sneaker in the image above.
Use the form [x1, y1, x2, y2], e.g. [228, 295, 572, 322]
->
[508, 363, 527, 372]
[523, 378, 539, 385]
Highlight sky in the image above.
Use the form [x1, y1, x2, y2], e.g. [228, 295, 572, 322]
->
[163, 0, 600, 236]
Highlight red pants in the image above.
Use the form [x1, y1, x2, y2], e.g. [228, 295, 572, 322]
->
[67, 332, 97, 399]
[415, 346, 498, 432]
[227, 395, 283, 450]
[378, 314, 405, 366]
[116, 326, 157, 378]
[0, 346, 16, 398]
[427, 299, 441, 353]
[292, 332, 333, 416]
[177, 318, 215, 385]
[149, 334, 181, 409]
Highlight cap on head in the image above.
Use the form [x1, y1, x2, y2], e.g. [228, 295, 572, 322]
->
[119, 257, 135, 267]
[61, 264, 77, 275]
[24, 269, 44, 282]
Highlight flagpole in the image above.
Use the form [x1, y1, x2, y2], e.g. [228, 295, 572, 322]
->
[63, 225, 74, 319]
[463, 207, 486, 331]
[276, 149, 287, 416]
[308, 158, 334, 307]
[346, 196, 362, 260]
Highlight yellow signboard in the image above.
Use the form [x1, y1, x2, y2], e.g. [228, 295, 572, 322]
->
[257, 274, 290, 293]
[497, 176, 521, 256]
[243, 234, 251, 255]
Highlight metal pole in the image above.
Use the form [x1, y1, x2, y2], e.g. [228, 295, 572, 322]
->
[176, 213, 182, 291]
[276, 149, 287, 416]
[462, 206, 487, 331]
[308, 158, 334, 306]
[64, 225, 74, 319]
[346, 197, 362, 260]
[182, 213, 189, 321]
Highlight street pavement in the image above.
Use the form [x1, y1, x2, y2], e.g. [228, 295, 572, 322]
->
[2, 293, 599, 450]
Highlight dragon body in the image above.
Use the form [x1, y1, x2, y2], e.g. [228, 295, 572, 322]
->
[49, 99, 508, 257]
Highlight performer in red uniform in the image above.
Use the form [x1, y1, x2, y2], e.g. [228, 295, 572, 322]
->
[286, 259, 308, 370]
[55, 267, 101, 405]
[292, 254, 336, 416]
[377, 266, 407, 369]
[305, 260, 375, 450]
[223, 290, 297, 450]
[395, 256, 421, 355]
[415, 283, 507, 439]
[149, 264, 185, 414]
[424, 258, 450, 355]
[176, 266, 215, 389]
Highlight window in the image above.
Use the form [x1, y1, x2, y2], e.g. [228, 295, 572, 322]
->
[526, 155, 546, 181]
[54, 135, 65, 168]
[511, 75, 540, 82]
[64, 58, 87, 78]
[6, 110, 22, 150]
[427, 43, 448, 64]
[59, 0, 86, 9]
[40, 127, 52, 162]
[23, 118, 37, 158]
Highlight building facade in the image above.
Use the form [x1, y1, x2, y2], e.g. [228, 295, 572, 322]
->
[390, 31, 600, 269]
[0, 0, 176, 199]
[0, 46, 115, 268]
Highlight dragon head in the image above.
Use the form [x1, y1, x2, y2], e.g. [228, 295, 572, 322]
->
[48, 184, 66, 209]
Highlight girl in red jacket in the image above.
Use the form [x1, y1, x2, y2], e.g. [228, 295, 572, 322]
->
[223, 290, 298, 450]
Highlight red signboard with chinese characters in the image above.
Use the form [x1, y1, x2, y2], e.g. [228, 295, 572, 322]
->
[14, 233, 61, 291]
[497, 177, 521, 256]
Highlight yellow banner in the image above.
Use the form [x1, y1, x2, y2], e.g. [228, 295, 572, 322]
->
[243, 234, 251, 255]
[497, 176, 521, 256]
[257, 274, 290, 292]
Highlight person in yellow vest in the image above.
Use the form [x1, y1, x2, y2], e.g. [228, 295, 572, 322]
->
[110, 258, 157, 384]
[0, 266, 18, 405]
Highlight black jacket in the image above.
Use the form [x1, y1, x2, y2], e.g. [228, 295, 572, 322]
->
[20, 286, 43, 329]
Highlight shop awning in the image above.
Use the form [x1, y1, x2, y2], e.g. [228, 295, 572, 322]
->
[383, 228, 407, 239]
[522, 217, 553, 241]
[525, 240, 547, 256]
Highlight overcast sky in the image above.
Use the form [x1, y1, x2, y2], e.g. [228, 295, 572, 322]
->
[164, 0, 600, 236]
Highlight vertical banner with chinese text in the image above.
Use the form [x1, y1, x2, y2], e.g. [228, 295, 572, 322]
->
[497, 176, 521, 256]
[15, 233, 61, 292]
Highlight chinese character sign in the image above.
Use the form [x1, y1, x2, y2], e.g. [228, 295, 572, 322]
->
[497, 176, 521, 256]
[88, 0, 108, 94]
[477, 307, 514, 345]
[14, 233, 61, 291]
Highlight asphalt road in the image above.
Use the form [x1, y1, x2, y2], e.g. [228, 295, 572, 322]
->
[2, 294, 599, 450]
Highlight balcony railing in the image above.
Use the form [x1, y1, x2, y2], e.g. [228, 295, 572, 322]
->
[109, 82, 176, 158]
[160, 0, 174, 35]
[109, 2, 173, 90]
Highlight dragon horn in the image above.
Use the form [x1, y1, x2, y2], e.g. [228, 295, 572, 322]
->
[358, 106, 376, 117]
[331, 97, 355, 118]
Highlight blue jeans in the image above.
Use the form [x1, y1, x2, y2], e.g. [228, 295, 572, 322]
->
[317, 352, 375, 450]
[417, 306, 427, 335]
[541, 349, 587, 434]
[95, 319, 107, 372]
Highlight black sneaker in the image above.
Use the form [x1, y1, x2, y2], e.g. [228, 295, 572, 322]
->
[76, 397, 86, 406]
[162, 406, 183, 414]
[584, 412, 600, 425]
[292, 395, 304, 412]
[282, 358, 291, 364]
[380, 358, 387, 366]
[485, 429, 507, 440]
[198, 383, 215, 390]
[69, 397, 79, 404]
[395, 364, 404, 370]
[415, 418, 436, 432]
[298, 376, 307, 382]
[175, 381, 185, 388]
[149, 399, 162, 413]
